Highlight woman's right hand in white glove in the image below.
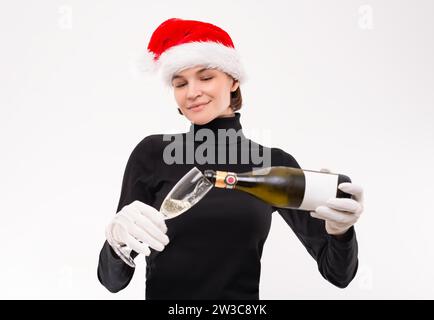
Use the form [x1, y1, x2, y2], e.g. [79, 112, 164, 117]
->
[105, 200, 170, 257]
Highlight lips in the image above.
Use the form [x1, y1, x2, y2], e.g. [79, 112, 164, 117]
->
[188, 101, 210, 110]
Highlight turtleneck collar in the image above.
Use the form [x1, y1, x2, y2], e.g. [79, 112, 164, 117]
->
[187, 112, 247, 145]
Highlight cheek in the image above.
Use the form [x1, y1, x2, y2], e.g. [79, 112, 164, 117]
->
[208, 83, 226, 101]
[174, 90, 185, 106]
[214, 86, 230, 105]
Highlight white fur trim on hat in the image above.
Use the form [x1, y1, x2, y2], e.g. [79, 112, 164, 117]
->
[137, 50, 159, 74]
[156, 41, 246, 87]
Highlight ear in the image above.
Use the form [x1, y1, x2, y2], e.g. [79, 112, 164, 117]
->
[231, 79, 240, 92]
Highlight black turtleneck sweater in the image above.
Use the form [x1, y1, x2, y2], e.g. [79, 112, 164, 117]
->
[97, 113, 358, 299]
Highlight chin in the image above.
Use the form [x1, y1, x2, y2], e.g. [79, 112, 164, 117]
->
[188, 112, 214, 125]
[191, 118, 211, 125]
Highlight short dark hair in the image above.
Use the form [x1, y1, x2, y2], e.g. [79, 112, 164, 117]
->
[230, 86, 242, 111]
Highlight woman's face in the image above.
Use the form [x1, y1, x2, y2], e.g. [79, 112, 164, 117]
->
[171, 66, 240, 125]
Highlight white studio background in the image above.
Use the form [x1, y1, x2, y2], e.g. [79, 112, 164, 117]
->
[0, 0, 433, 299]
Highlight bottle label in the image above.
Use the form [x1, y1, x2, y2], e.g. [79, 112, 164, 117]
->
[299, 170, 339, 211]
[224, 174, 237, 188]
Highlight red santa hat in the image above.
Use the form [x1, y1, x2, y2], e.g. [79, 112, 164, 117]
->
[143, 18, 246, 86]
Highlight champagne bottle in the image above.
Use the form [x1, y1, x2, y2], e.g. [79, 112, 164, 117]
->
[203, 166, 352, 211]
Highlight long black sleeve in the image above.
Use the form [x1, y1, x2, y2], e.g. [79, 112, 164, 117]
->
[97, 136, 156, 293]
[97, 241, 135, 293]
[273, 149, 359, 288]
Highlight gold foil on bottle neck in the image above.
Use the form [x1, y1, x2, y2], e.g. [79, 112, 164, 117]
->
[215, 171, 227, 188]
[215, 171, 237, 189]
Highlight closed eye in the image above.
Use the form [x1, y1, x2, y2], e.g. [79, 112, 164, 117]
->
[174, 77, 213, 88]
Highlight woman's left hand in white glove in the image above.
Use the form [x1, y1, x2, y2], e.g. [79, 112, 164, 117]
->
[310, 168, 364, 236]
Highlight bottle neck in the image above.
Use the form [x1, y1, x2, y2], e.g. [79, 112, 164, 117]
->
[204, 170, 237, 189]
[204, 170, 259, 189]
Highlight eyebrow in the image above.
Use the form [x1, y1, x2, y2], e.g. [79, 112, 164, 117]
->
[171, 68, 210, 81]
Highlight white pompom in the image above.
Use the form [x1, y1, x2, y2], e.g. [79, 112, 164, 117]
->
[137, 49, 159, 73]
[128, 49, 160, 80]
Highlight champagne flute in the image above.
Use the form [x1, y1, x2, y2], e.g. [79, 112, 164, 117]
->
[159, 167, 214, 219]
[113, 167, 213, 267]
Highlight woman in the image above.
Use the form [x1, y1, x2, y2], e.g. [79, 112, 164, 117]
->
[97, 18, 364, 299]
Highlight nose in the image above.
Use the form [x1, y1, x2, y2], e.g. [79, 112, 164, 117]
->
[186, 81, 202, 100]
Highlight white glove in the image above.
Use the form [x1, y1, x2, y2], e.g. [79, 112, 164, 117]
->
[105, 200, 170, 257]
[310, 168, 364, 236]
